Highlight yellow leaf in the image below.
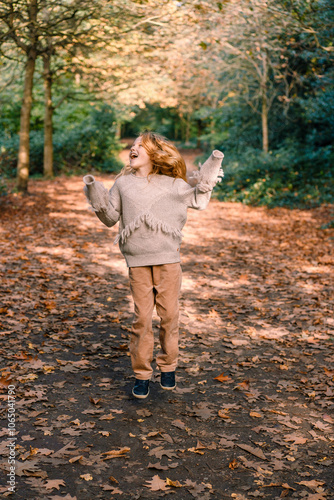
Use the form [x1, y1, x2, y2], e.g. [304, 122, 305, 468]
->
[187, 447, 204, 455]
[70, 419, 80, 426]
[214, 373, 231, 383]
[19, 373, 38, 381]
[101, 447, 130, 459]
[218, 409, 230, 419]
[43, 365, 55, 373]
[80, 474, 93, 481]
[69, 455, 83, 463]
[166, 478, 182, 487]
[249, 411, 263, 418]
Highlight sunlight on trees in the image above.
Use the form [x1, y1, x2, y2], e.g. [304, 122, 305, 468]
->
[0, 0, 333, 206]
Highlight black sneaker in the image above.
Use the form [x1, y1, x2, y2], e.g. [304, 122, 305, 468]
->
[132, 379, 150, 399]
[160, 371, 176, 390]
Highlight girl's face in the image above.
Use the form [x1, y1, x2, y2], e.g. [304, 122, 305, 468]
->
[129, 136, 153, 176]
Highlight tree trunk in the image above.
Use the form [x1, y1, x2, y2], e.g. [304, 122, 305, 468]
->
[43, 53, 54, 178]
[262, 91, 269, 153]
[261, 50, 269, 153]
[16, 0, 38, 193]
[185, 114, 191, 145]
[179, 113, 185, 142]
[196, 119, 202, 149]
[115, 120, 122, 139]
[17, 52, 36, 192]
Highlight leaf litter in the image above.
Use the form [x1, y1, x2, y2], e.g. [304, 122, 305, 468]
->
[0, 177, 333, 499]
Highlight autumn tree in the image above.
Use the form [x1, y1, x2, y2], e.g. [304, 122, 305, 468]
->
[0, 0, 117, 188]
[0, 0, 186, 188]
[0, 0, 39, 191]
[207, 0, 304, 153]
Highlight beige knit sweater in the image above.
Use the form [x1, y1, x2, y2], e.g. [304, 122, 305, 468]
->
[83, 150, 224, 267]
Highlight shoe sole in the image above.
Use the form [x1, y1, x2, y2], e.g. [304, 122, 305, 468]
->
[132, 389, 150, 399]
[160, 384, 176, 391]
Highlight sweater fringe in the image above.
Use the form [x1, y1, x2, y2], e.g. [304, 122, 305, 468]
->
[114, 212, 183, 245]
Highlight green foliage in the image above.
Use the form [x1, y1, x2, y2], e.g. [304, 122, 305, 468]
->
[194, 101, 262, 151]
[123, 103, 182, 139]
[0, 133, 19, 177]
[51, 104, 124, 174]
[0, 177, 7, 197]
[0, 97, 21, 134]
[0, 0, 332, 208]
[214, 144, 333, 208]
[0, 104, 123, 177]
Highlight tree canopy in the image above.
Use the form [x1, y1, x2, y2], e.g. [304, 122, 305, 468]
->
[0, 0, 333, 206]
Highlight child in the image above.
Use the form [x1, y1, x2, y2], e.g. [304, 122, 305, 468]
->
[83, 132, 224, 399]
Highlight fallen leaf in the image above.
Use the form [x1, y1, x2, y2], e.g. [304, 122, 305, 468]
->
[148, 446, 178, 459]
[69, 456, 83, 464]
[166, 478, 182, 487]
[90, 397, 101, 405]
[136, 409, 152, 417]
[47, 495, 77, 500]
[218, 409, 231, 419]
[145, 475, 170, 491]
[236, 443, 267, 460]
[80, 474, 93, 481]
[44, 479, 66, 490]
[229, 458, 239, 469]
[296, 480, 325, 490]
[313, 421, 331, 432]
[284, 433, 307, 445]
[101, 447, 130, 459]
[249, 411, 263, 418]
[171, 419, 187, 430]
[214, 373, 231, 383]
[235, 380, 250, 391]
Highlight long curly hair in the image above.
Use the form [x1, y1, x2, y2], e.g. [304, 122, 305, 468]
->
[118, 131, 187, 182]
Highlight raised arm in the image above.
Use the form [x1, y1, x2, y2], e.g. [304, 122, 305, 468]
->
[180, 150, 224, 210]
[83, 175, 121, 227]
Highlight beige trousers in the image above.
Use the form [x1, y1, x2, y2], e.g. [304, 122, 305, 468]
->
[128, 263, 182, 380]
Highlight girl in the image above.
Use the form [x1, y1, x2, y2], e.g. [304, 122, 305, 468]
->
[83, 132, 224, 399]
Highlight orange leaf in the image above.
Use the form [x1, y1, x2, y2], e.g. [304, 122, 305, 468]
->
[229, 458, 238, 469]
[237, 380, 250, 390]
[249, 411, 263, 418]
[214, 373, 231, 383]
[166, 478, 183, 488]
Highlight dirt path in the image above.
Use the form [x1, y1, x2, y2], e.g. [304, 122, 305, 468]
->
[0, 174, 333, 500]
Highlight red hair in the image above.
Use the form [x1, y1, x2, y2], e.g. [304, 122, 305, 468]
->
[118, 132, 187, 182]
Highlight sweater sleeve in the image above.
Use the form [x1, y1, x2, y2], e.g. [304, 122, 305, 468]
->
[179, 150, 224, 210]
[83, 175, 121, 228]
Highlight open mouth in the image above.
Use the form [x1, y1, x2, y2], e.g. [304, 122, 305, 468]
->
[130, 151, 138, 159]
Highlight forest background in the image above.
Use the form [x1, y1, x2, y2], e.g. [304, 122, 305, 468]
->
[0, 0, 333, 208]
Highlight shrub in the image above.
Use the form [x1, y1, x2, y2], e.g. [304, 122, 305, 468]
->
[213, 143, 333, 208]
[0, 104, 123, 178]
